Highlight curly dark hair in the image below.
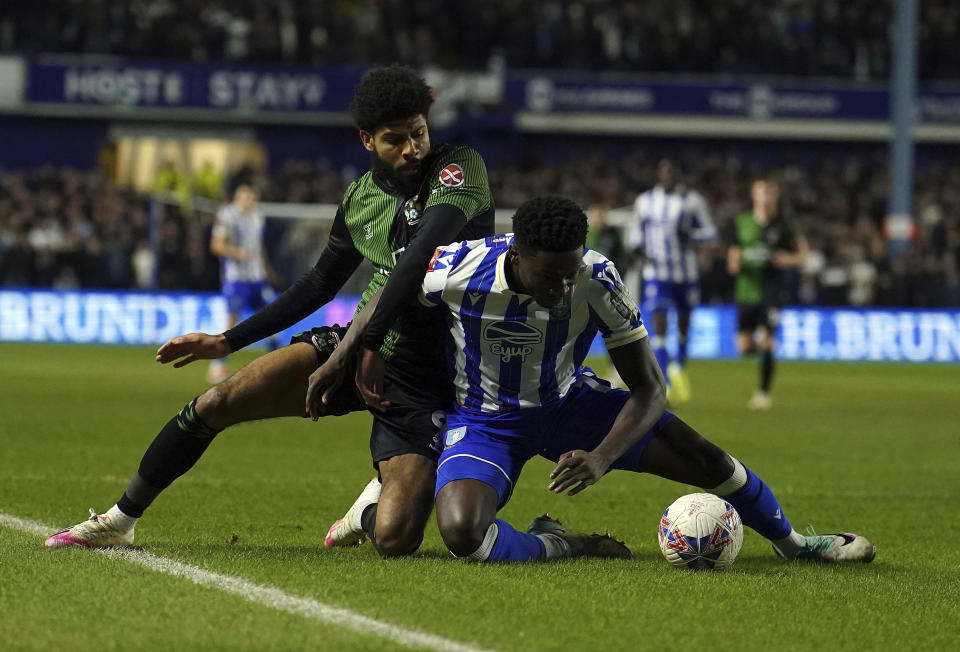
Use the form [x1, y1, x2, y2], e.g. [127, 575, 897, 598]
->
[348, 64, 434, 133]
[512, 196, 588, 252]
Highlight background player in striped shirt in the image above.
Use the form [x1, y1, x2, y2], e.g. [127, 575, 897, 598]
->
[207, 182, 279, 383]
[398, 196, 873, 564]
[45, 65, 494, 557]
[627, 159, 716, 404]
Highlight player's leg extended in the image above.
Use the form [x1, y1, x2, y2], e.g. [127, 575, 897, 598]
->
[46, 343, 318, 548]
[637, 418, 874, 562]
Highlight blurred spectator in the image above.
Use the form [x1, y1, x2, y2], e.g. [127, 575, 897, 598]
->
[192, 161, 224, 201]
[2, 0, 959, 80]
[152, 158, 191, 214]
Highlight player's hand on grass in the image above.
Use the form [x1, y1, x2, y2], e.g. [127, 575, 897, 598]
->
[156, 333, 231, 367]
[305, 352, 349, 420]
[356, 347, 390, 413]
[548, 449, 611, 496]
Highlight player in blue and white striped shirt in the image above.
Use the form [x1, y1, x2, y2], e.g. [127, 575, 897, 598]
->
[627, 160, 716, 403]
[401, 196, 874, 564]
[209, 183, 278, 382]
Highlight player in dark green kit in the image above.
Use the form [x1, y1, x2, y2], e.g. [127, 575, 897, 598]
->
[726, 178, 807, 410]
[45, 65, 495, 558]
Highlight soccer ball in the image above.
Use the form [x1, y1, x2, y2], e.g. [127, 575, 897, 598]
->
[658, 493, 743, 571]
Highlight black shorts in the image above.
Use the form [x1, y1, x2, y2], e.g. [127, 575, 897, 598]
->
[290, 325, 447, 468]
[736, 304, 780, 333]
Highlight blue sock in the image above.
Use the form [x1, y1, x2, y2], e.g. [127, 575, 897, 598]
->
[676, 334, 688, 368]
[484, 519, 546, 562]
[720, 466, 792, 541]
[652, 335, 669, 378]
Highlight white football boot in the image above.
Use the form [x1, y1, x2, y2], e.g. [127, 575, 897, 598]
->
[747, 389, 772, 411]
[45, 508, 135, 549]
[324, 477, 381, 548]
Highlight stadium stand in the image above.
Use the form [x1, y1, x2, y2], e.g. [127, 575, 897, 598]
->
[0, 1, 958, 79]
[0, 1, 957, 310]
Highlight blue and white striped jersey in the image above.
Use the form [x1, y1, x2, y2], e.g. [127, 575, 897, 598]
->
[419, 234, 647, 413]
[627, 186, 716, 283]
[211, 202, 267, 283]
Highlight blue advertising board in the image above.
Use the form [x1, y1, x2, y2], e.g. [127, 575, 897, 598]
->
[2, 289, 958, 364]
[25, 60, 960, 124]
[506, 73, 960, 124]
[0, 289, 356, 348]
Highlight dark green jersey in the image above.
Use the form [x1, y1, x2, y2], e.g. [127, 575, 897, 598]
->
[344, 144, 494, 358]
[221, 144, 494, 357]
[731, 212, 799, 305]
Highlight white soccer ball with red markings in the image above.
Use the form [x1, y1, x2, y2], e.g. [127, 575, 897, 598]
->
[658, 493, 743, 571]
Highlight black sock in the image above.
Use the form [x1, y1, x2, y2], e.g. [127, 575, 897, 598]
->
[116, 397, 221, 517]
[360, 503, 378, 543]
[760, 351, 775, 393]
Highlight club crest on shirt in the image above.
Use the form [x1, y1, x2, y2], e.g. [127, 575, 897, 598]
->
[363, 223, 373, 239]
[403, 195, 423, 225]
[483, 320, 543, 362]
[444, 426, 466, 448]
[439, 164, 464, 187]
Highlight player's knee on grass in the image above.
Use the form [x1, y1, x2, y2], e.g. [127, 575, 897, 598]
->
[437, 511, 490, 558]
[435, 481, 498, 558]
[372, 510, 425, 558]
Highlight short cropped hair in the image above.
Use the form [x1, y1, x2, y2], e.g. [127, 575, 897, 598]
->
[512, 196, 588, 253]
[349, 64, 434, 133]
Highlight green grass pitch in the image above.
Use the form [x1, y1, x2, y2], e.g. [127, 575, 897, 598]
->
[1, 343, 958, 651]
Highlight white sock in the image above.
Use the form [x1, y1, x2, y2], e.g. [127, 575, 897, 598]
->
[536, 533, 571, 559]
[462, 522, 499, 562]
[105, 504, 138, 532]
[772, 530, 808, 558]
[707, 456, 748, 496]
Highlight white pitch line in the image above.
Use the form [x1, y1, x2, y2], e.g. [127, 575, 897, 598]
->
[1, 511, 499, 652]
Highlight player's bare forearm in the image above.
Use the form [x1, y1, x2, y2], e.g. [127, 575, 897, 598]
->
[549, 339, 666, 495]
[595, 338, 667, 462]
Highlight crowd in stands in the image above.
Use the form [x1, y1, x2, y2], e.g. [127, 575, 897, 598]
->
[4, 0, 960, 80]
[2, 150, 958, 308]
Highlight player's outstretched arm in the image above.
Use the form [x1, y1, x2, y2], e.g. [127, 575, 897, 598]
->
[549, 338, 666, 496]
[156, 333, 231, 367]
